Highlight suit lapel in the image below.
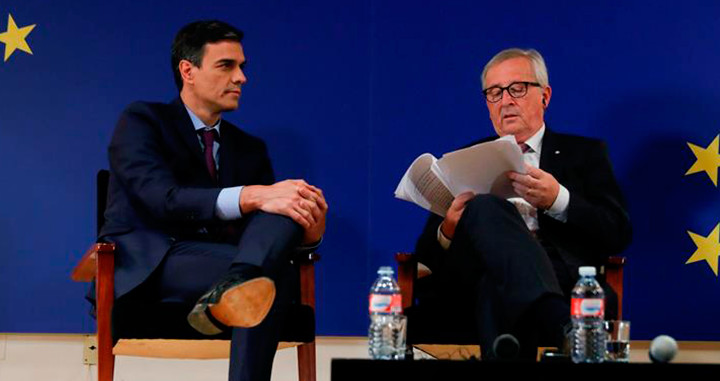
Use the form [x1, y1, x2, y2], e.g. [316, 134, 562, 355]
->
[218, 122, 238, 187]
[218, 122, 272, 187]
[169, 98, 206, 166]
[539, 127, 562, 177]
[218, 122, 259, 187]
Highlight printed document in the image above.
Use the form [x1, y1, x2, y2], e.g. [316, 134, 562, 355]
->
[394, 135, 526, 216]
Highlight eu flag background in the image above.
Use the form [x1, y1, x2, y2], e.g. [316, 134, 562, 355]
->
[1, 0, 719, 340]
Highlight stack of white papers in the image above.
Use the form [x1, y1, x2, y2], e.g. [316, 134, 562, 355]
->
[394, 135, 526, 216]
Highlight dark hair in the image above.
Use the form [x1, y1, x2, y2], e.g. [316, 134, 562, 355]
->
[171, 20, 244, 91]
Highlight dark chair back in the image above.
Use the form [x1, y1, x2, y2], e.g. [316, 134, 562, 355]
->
[96, 169, 110, 236]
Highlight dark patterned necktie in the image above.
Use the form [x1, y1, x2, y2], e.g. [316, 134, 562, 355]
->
[519, 143, 531, 153]
[200, 128, 218, 182]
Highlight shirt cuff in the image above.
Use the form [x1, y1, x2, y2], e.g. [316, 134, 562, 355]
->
[544, 184, 569, 222]
[436, 224, 452, 250]
[215, 186, 244, 220]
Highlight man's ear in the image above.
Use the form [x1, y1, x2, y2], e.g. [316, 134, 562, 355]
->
[178, 60, 195, 86]
[541, 85, 552, 109]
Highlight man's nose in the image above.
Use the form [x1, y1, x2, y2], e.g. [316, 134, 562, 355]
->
[233, 68, 247, 85]
[500, 89, 516, 105]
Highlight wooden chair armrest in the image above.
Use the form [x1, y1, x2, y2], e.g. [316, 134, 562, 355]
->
[603, 256, 626, 320]
[606, 256, 626, 267]
[395, 252, 415, 264]
[395, 252, 416, 311]
[71, 242, 116, 282]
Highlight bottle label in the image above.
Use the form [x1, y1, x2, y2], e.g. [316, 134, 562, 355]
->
[571, 298, 604, 317]
[369, 294, 402, 313]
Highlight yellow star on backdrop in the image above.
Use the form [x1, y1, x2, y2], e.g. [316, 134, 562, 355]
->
[686, 135, 720, 186]
[0, 13, 36, 62]
[686, 223, 720, 276]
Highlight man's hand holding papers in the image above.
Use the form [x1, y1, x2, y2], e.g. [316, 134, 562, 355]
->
[394, 135, 526, 216]
[507, 163, 561, 210]
[440, 191, 475, 239]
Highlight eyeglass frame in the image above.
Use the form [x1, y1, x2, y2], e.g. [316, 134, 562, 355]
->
[482, 81, 542, 103]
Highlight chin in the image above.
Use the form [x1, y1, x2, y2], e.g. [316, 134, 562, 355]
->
[500, 122, 526, 136]
[495, 127, 516, 137]
[219, 101, 240, 112]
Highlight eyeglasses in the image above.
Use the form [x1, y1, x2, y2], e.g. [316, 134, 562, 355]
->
[482, 81, 542, 103]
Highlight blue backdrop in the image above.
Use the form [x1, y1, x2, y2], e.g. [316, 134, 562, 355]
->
[1, 1, 718, 340]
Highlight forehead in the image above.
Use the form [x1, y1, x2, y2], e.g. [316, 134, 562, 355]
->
[485, 57, 536, 87]
[201, 40, 245, 63]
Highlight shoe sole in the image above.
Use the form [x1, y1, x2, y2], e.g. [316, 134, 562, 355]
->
[187, 302, 224, 335]
[209, 277, 276, 328]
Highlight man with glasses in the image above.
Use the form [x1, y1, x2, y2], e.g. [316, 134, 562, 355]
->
[413, 48, 631, 359]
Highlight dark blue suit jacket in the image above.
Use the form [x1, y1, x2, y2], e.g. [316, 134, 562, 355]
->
[101, 98, 275, 298]
[414, 128, 632, 288]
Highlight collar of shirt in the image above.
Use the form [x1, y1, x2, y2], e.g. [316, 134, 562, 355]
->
[522, 123, 545, 155]
[184, 104, 222, 136]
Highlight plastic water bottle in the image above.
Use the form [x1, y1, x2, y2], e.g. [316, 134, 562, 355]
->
[368, 266, 405, 360]
[570, 266, 606, 363]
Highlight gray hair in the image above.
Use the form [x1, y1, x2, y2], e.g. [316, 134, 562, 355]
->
[481, 48, 549, 89]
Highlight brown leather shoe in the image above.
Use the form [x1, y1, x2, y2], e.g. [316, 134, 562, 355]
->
[209, 276, 276, 328]
[188, 273, 276, 335]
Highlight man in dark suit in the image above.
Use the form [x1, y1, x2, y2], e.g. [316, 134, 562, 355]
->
[101, 20, 327, 381]
[414, 48, 631, 358]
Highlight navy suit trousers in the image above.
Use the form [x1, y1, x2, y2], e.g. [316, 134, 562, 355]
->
[114, 212, 303, 381]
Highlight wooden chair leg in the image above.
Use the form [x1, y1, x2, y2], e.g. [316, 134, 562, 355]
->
[96, 245, 116, 381]
[297, 258, 317, 381]
[297, 341, 316, 381]
[98, 346, 115, 381]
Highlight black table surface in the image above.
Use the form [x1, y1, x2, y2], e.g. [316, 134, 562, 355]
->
[331, 358, 720, 381]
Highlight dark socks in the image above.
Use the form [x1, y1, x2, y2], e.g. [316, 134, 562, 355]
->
[227, 263, 263, 278]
